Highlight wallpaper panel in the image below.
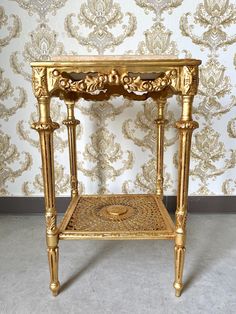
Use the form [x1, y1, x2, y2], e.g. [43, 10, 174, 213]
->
[0, 0, 236, 196]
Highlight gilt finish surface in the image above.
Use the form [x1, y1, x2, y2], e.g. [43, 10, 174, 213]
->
[31, 56, 201, 297]
[59, 194, 175, 240]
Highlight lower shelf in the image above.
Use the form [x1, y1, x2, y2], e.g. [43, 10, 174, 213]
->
[59, 194, 175, 240]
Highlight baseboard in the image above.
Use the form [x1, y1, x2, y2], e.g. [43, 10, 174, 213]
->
[0, 196, 235, 214]
[165, 196, 236, 213]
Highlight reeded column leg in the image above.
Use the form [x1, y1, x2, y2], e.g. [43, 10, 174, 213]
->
[155, 96, 167, 199]
[47, 247, 59, 296]
[174, 95, 198, 297]
[32, 96, 60, 296]
[63, 99, 80, 198]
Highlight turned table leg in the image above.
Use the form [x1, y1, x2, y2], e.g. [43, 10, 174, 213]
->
[63, 99, 80, 198]
[155, 96, 167, 199]
[32, 96, 60, 296]
[174, 95, 198, 297]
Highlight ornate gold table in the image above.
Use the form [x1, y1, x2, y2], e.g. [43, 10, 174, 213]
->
[31, 55, 201, 297]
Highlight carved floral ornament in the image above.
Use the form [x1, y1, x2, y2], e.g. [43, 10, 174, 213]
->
[32, 67, 48, 98]
[32, 65, 199, 98]
[51, 69, 178, 95]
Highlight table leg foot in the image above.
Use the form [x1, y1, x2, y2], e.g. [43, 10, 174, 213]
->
[50, 282, 60, 296]
[173, 244, 185, 297]
[174, 282, 183, 297]
[48, 247, 60, 296]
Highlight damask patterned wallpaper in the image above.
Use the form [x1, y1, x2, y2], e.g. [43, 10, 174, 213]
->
[1, 0, 236, 196]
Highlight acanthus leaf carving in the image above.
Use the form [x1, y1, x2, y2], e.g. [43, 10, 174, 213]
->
[32, 67, 49, 98]
[45, 212, 57, 233]
[181, 66, 199, 95]
[51, 69, 178, 95]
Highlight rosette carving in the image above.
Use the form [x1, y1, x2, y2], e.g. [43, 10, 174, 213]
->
[122, 70, 177, 93]
[52, 69, 178, 95]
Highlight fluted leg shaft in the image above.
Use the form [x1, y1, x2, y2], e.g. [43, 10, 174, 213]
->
[32, 96, 60, 296]
[174, 95, 198, 297]
[155, 97, 167, 199]
[63, 99, 80, 198]
[47, 247, 60, 296]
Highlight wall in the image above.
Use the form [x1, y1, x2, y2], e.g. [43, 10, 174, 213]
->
[1, 0, 236, 197]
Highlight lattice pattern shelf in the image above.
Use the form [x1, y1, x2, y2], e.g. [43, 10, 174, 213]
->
[59, 194, 175, 240]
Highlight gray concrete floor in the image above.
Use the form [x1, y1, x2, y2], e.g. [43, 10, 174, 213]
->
[0, 214, 235, 314]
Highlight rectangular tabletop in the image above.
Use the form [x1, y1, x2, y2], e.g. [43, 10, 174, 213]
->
[31, 55, 201, 67]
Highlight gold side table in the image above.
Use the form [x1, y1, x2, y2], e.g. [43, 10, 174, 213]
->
[31, 55, 201, 297]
